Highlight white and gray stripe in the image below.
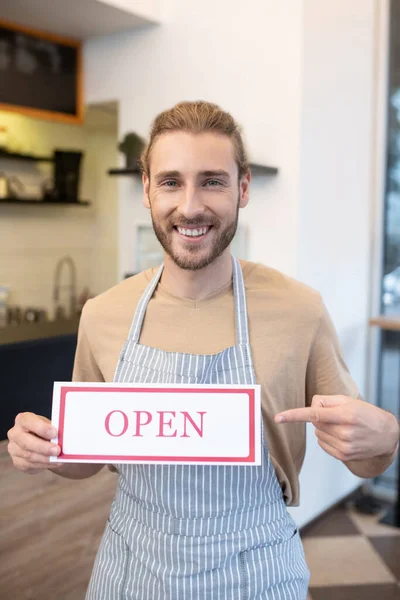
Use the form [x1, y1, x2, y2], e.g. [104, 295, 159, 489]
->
[86, 257, 310, 599]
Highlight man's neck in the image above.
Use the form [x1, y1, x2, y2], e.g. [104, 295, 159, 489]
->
[160, 250, 233, 301]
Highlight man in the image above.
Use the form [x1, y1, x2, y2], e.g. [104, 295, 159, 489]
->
[8, 101, 400, 599]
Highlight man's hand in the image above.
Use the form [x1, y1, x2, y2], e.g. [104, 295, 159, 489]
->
[7, 412, 62, 474]
[8, 412, 105, 480]
[275, 395, 399, 477]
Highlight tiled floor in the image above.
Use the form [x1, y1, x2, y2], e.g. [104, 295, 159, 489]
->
[303, 499, 400, 599]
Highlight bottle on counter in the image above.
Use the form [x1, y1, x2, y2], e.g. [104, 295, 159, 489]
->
[6, 306, 22, 326]
[0, 285, 10, 328]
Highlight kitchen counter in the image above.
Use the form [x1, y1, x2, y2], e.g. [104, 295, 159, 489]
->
[0, 318, 80, 439]
[0, 316, 80, 345]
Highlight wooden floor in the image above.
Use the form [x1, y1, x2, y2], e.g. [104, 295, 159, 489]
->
[4, 437, 397, 600]
[0, 440, 117, 600]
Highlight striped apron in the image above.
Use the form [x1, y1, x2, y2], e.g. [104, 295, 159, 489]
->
[86, 257, 310, 599]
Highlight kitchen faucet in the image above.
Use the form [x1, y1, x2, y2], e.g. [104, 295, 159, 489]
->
[53, 256, 77, 319]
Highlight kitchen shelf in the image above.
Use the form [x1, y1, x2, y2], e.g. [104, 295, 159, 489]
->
[0, 149, 54, 163]
[108, 164, 278, 176]
[108, 167, 141, 175]
[249, 163, 278, 175]
[0, 197, 90, 206]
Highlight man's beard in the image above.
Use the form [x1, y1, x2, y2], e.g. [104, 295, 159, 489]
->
[150, 201, 240, 271]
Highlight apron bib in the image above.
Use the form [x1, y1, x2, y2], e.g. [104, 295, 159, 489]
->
[86, 257, 310, 599]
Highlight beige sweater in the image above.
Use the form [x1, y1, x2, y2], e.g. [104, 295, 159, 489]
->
[72, 260, 360, 506]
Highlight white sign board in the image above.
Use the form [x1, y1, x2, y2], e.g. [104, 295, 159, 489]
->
[50, 382, 261, 466]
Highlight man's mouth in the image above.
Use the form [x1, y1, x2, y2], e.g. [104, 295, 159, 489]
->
[174, 226, 211, 239]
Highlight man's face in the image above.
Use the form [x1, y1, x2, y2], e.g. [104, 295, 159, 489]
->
[143, 131, 250, 271]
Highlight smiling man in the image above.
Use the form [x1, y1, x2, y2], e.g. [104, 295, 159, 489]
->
[148, 133, 242, 274]
[8, 101, 400, 600]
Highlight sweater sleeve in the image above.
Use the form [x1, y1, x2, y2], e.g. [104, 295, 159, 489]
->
[72, 302, 104, 383]
[305, 300, 362, 406]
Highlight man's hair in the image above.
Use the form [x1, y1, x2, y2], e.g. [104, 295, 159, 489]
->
[139, 100, 249, 178]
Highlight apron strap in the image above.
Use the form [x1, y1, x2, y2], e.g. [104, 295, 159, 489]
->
[127, 257, 249, 347]
[232, 256, 250, 346]
[128, 263, 164, 343]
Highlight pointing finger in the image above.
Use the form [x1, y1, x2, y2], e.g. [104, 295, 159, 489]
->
[275, 407, 344, 425]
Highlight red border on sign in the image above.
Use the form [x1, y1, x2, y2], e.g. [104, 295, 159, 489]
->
[57, 386, 255, 463]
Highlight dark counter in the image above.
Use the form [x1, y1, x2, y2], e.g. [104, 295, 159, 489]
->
[0, 320, 79, 440]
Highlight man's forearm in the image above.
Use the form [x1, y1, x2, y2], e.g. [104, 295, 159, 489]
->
[49, 463, 105, 480]
[345, 441, 399, 479]
[344, 414, 400, 478]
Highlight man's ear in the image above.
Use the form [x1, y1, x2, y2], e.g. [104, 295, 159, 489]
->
[143, 173, 150, 208]
[239, 170, 251, 209]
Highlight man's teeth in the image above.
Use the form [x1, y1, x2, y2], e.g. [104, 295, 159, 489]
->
[177, 227, 208, 237]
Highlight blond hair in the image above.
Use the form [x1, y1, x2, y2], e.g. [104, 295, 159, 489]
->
[140, 101, 249, 178]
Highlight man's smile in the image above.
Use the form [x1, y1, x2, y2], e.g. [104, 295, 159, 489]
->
[174, 226, 212, 241]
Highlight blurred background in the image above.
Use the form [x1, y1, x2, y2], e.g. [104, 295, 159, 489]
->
[0, 1, 400, 598]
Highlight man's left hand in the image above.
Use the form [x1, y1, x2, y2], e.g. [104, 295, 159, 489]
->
[275, 396, 399, 471]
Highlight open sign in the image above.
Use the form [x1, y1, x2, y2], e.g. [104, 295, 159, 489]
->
[104, 409, 207, 439]
[50, 382, 261, 465]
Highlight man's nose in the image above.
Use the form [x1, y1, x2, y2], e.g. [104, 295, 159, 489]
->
[177, 185, 205, 219]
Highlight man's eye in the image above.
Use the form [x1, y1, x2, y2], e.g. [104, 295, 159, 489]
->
[205, 180, 222, 187]
[163, 180, 178, 187]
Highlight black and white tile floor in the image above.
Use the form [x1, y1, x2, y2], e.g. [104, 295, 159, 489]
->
[302, 500, 400, 599]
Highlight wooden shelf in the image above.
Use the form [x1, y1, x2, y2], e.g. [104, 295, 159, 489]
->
[108, 163, 278, 176]
[0, 197, 90, 206]
[0, 149, 54, 163]
[249, 163, 278, 175]
[108, 167, 141, 175]
[369, 316, 400, 331]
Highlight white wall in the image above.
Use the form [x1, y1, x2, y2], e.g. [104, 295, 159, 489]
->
[85, 128, 119, 294]
[84, 0, 379, 526]
[0, 110, 118, 317]
[289, 0, 376, 526]
[85, 0, 304, 279]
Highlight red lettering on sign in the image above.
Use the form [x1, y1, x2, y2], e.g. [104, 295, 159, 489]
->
[105, 410, 128, 437]
[105, 409, 207, 439]
[156, 411, 177, 437]
[181, 411, 206, 438]
[132, 411, 152, 437]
